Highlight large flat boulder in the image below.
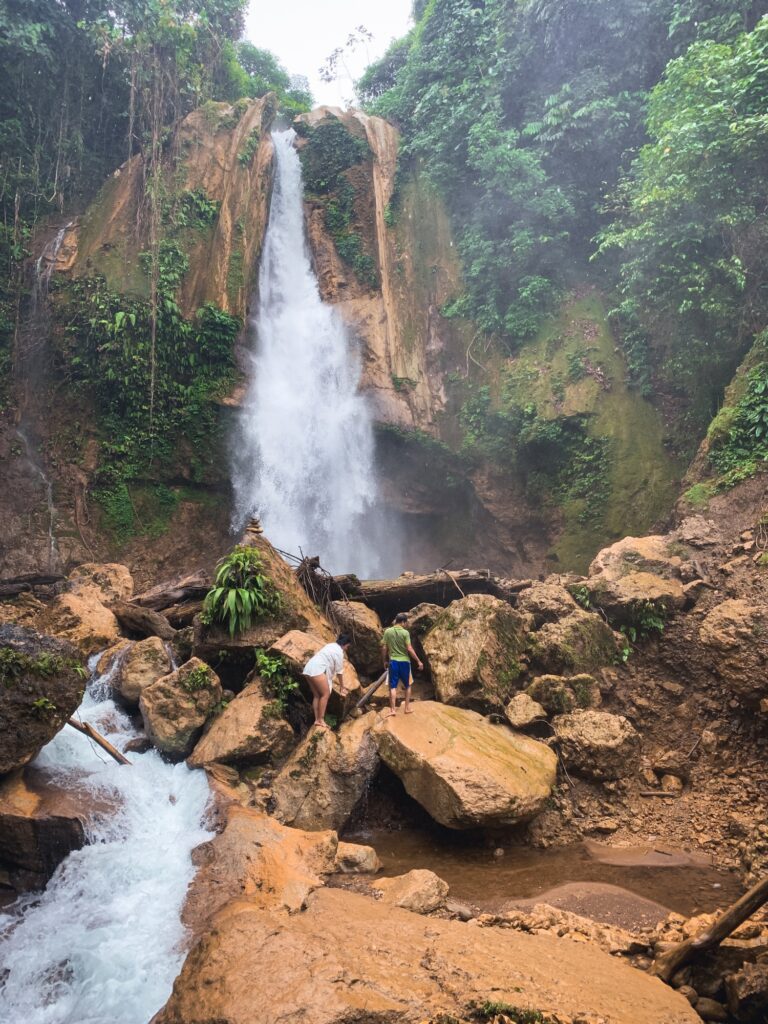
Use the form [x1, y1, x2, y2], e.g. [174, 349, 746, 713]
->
[588, 535, 681, 579]
[153, 886, 700, 1024]
[329, 600, 383, 676]
[372, 701, 557, 829]
[421, 594, 528, 709]
[699, 599, 768, 703]
[67, 562, 134, 603]
[553, 709, 640, 780]
[187, 677, 294, 769]
[139, 657, 222, 760]
[270, 714, 380, 832]
[0, 624, 85, 774]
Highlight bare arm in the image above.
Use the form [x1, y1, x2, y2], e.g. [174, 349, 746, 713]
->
[381, 643, 389, 667]
[407, 643, 423, 672]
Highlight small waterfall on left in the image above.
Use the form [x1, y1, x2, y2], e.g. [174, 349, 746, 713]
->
[0, 654, 213, 1023]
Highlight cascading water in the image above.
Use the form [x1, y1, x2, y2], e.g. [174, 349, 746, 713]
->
[0, 653, 213, 1024]
[232, 130, 397, 576]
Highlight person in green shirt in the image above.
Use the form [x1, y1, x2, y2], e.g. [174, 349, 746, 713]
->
[381, 612, 423, 718]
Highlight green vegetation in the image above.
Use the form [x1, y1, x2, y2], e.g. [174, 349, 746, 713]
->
[469, 1001, 546, 1023]
[179, 664, 214, 693]
[0, 647, 84, 689]
[298, 119, 378, 288]
[238, 128, 261, 166]
[254, 649, 298, 717]
[202, 548, 282, 637]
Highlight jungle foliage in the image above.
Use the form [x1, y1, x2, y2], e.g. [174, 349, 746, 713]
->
[361, 0, 768, 459]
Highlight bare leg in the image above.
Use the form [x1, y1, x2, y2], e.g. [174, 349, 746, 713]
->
[306, 674, 330, 727]
[316, 682, 331, 726]
[404, 685, 413, 713]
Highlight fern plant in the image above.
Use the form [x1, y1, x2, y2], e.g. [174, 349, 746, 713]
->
[202, 547, 282, 637]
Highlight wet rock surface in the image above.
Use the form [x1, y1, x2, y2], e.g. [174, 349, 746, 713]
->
[0, 623, 84, 774]
[373, 701, 557, 828]
[139, 657, 222, 760]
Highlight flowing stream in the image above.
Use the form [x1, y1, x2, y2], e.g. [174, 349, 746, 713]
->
[232, 129, 394, 575]
[0, 655, 213, 1024]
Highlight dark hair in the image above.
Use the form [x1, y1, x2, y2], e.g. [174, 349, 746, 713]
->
[394, 612, 408, 623]
[337, 633, 351, 646]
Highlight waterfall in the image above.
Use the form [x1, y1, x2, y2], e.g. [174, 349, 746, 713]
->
[232, 129, 396, 576]
[0, 655, 213, 1024]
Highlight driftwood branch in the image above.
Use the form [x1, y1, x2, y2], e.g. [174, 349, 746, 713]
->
[67, 718, 131, 766]
[131, 571, 210, 611]
[651, 873, 768, 981]
[110, 599, 176, 640]
[355, 670, 388, 712]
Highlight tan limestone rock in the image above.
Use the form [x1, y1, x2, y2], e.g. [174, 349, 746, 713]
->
[517, 580, 580, 625]
[373, 868, 448, 914]
[588, 534, 680, 579]
[153, 886, 701, 1024]
[587, 570, 686, 624]
[421, 594, 528, 708]
[525, 673, 600, 716]
[187, 677, 294, 768]
[334, 841, 381, 874]
[505, 691, 546, 729]
[553, 709, 640, 780]
[329, 600, 383, 676]
[139, 657, 222, 760]
[373, 701, 557, 829]
[528, 609, 618, 675]
[271, 714, 379, 832]
[68, 562, 134, 603]
[699, 599, 768, 702]
[114, 637, 173, 707]
[38, 591, 120, 655]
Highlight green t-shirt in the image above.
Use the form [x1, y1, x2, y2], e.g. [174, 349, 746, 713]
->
[382, 625, 411, 662]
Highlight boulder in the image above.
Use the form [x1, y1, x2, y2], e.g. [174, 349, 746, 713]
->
[404, 602, 444, 637]
[187, 677, 294, 769]
[111, 637, 173, 707]
[421, 594, 528, 709]
[334, 841, 381, 874]
[329, 600, 382, 676]
[270, 714, 380, 832]
[269, 629, 362, 715]
[373, 869, 448, 914]
[517, 580, 579, 626]
[588, 535, 681, 580]
[67, 562, 134, 603]
[0, 769, 86, 891]
[505, 692, 546, 729]
[553, 709, 641, 780]
[525, 673, 600, 716]
[726, 962, 768, 1020]
[38, 590, 120, 655]
[586, 571, 686, 626]
[373, 701, 557, 829]
[699, 599, 768, 703]
[0, 624, 85, 774]
[528, 609, 618, 675]
[139, 657, 222, 760]
[673, 516, 722, 548]
[153, 886, 701, 1024]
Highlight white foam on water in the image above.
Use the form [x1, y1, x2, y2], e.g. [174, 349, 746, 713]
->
[0, 655, 213, 1024]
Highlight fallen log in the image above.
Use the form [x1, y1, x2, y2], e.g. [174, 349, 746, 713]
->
[0, 583, 32, 598]
[110, 599, 176, 641]
[67, 718, 131, 766]
[1, 572, 67, 586]
[333, 570, 531, 621]
[354, 669, 389, 713]
[131, 571, 210, 611]
[651, 873, 768, 982]
[164, 600, 204, 628]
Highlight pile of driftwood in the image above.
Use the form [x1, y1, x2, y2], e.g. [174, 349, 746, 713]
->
[110, 571, 211, 639]
[0, 573, 66, 598]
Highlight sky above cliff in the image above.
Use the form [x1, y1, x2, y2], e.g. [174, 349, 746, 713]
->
[245, 0, 412, 107]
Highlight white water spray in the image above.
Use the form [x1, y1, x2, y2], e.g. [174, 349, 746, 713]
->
[0, 653, 213, 1024]
[232, 130, 393, 575]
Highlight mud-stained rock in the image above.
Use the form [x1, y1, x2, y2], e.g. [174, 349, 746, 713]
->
[373, 701, 557, 829]
[112, 637, 173, 707]
[553, 709, 640, 780]
[505, 692, 546, 729]
[588, 534, 680, 580]
[182, 803, 337, 933]
[153, 886, 701, 1024]
[698, 599, 768, 703]
[405, 602, 444, 637]
[68, 562, 134, 603]
[268, 628, 362, 715]
[673, 516, 723, 548]
[139, 657, 222, 760]
[517, 580, 579, 626]
[374, 869, 449, 914]
[334, 841, 381, 874]
[421, 594, 528, 709]
[0, 769, 86, 891]
[187, 677, 294, 769]
[271, 714, 379, 832]
[525, 673, 600, 716]
[528, 609, 618, 675]
[0, 624, 85, 774]
[38, 590, 120, 655]
[328, 600, 382, 676]
[586, 571, 686, 626]
[726, 962, 768, 1020]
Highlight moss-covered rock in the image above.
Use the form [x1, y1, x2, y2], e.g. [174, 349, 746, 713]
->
[527, 609, 618, 675]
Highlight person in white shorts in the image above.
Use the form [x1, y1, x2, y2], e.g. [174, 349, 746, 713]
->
[302, 634, 351, 729]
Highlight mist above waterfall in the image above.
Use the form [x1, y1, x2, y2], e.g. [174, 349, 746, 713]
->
[232, 129, 399, 577]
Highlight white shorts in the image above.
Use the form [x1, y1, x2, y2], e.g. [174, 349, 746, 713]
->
[303, 656, 333, 692]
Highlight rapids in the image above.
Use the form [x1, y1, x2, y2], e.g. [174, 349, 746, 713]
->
[0, 653, 213, 1024]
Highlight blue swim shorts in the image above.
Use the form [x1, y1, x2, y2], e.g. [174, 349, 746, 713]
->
[388, 660, 411, 689]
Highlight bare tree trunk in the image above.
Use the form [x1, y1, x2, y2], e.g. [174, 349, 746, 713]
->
[67, 718, 131, 766]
